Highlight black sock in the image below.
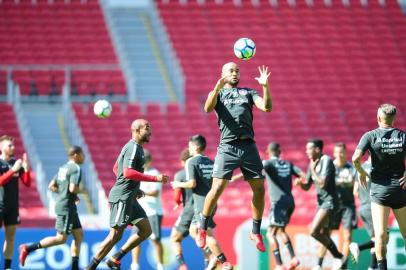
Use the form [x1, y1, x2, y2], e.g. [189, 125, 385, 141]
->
[217, 253, 227, 264]
[27, 242, 42, 252]
[273, 249, 283, 265]
[176, 254, 185, 266]
[112, 249, 127, 261]
[327, 241, 343, 258]
[359, 240, 375, 251]
[342, 258, 348, 269]
[317, 257, 324, 266]
[86, 258, 100, 270]
[71, 256, 79, 270]
[252, 219, 262, 234]
[200, 215, 209, 230]
[285, 240, 296, 258]
[377, 259, 387, 270]
[4, 259, 11, 269]
[370, 252, 378, 268]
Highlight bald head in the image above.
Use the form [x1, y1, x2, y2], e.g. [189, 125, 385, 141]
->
[377, 103, 396, 126]
[222, 62, 238, 73]
[131, 119, 151, 144]
[131, 119, 149, 132]
[222, 62, 240, 87]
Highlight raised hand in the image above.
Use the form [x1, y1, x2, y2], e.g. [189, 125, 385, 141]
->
[254, 65, 271, 87]
[22, 153, 29, 171]
[12, 159, 22, 172]
[214, 75, 228, 92]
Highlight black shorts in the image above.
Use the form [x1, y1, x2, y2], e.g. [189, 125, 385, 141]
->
[212, 140, 265, 180]
[110, 200, 147, 228]
[173, 204, 194, 237]
[370, 180, 406, 209]
[0, 206, 20, 227]
[268, 198, 294, 228]
[330, 204, 358, 230]
[55, 212, 82, 234]
[360, 205, 374, 237]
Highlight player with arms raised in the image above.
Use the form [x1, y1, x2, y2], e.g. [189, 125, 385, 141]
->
[198, 62, 272, 252]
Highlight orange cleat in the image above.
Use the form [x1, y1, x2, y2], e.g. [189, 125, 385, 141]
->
[196, 229, 207, 248]
[249, 232, 266, 252]
[19, 245, 29, 266]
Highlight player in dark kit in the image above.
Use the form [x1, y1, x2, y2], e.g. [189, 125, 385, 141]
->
[263, 142, 304, 270]
[172, 135, 232, 270]
[19, 146, 85, 270]
[296, 139, 346, 270]
[350, 157, 379, 270]
[170, 148, 196, 270]
[352, 104, 406, 270]
[315, 142, 357, 269]
[0, 135, 31, 270]
[198, 62, 272, 252]
[85, 119, 168, 270]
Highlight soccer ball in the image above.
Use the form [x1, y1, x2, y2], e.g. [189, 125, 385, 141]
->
[233, 38, 256, 60]
[93, 99, 112, 119]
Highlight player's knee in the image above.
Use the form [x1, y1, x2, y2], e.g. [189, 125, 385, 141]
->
[109, 229, 123, 243]
[56, 234, 68, 244]
[170, 232, 182, 243]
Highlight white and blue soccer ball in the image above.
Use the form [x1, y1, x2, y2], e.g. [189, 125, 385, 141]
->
[93, 99, 112, 119]
[233, 38, 256, 60]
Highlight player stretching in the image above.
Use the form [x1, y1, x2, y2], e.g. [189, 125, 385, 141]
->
[263, 142, 304, 270]
[131, 150, 164, 270]
[20, 146, 85, 270]
[198, 62, 272, 252]
[350, 157, 379, 270]
[296, 139, 346, 270]
[314, 142, 357, 269]
[172, 135, 232, 270]
[352, 104, 406, 270]
[85, 119, 168, 270]
[0, 135, 31, 270]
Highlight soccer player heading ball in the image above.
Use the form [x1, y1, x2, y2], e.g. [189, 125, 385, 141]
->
[197, 62, 272, 252]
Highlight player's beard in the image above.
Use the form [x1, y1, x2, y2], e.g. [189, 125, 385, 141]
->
[229, 78, 239, 87]
[141, 133, 151, 143]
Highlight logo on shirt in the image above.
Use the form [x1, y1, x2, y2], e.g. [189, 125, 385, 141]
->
[239, 89, 248, 95]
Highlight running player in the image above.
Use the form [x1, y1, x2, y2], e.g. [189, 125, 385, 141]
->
[85, 119, 168, 270]
[19, 146, 85, 270]
[263, 142, 304, 270]
[198, 63, 272, 252]
[350, 157, 378, 270]
[296, 139, 346, 270]
[170, 148, 196, 270]
[314, 142, 357, 269]
[0, 135, 31, 270]
[352, 104, 406, 270]
[131, 150, 164, 270]
[171, 135, 232, 270]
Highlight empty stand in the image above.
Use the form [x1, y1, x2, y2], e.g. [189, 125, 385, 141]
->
[0, 0, 125, 95]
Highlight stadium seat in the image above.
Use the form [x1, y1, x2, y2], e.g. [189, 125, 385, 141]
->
[0, 1, 125, 95]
